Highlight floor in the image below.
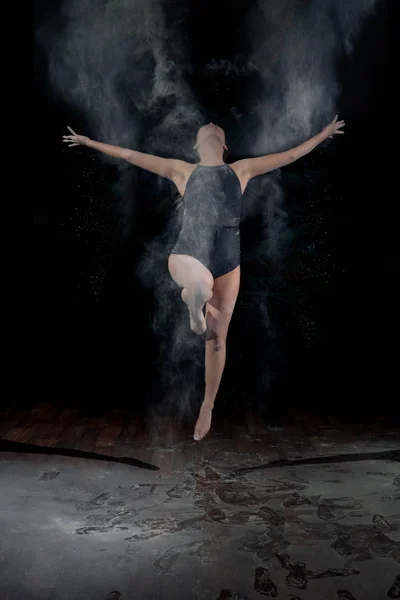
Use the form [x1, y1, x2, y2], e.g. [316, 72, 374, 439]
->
[0, 403, 399, 600]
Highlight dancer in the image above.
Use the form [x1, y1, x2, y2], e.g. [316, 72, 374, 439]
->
[63, 116, 345, 441]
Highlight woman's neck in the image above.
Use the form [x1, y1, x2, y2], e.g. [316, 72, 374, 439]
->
[198, 150, 225, 166]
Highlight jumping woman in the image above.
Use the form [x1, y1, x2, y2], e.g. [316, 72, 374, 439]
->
[63, 115, 345, 441]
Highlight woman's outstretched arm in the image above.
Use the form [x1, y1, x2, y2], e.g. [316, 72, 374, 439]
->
[237, 115, 345, 180]
[62, 126, 187, 181]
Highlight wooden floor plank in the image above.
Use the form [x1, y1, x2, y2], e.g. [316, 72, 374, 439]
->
[24, 422, 57, 445]
[118, 415, 145, 441]
[1, 405, 398, 468]
[73, 427, 101, 453]
[0, 412, 32, 439]
[280, 421, 318, 459]
[55, 420, 88, 450]
[95, 424, 124, 449]
[34, 402, 63, 423]
[37, 425, 67, 448]
[2, 427, 33, 443]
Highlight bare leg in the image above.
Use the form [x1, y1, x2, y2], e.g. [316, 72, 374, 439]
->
[168, 254, 214, 334]
[194, 266, 240, 441]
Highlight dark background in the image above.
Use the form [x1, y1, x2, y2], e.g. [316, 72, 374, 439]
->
[32, 0, 391, 419]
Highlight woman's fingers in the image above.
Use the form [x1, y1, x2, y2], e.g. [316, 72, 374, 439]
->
[63, 128, 79, 146]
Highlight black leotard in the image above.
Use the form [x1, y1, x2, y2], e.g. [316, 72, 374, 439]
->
[170, 164, 242, 279]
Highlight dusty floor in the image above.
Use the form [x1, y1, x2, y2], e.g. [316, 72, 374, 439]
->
[0, 406, 399, 599]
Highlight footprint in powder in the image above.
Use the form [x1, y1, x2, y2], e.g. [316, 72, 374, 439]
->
[337, 590, 357, 600]
[254, 567, 278, 597]
[286, 563, 307, 589]
[216, 590, 233, 600]
[388, 575, 400, 599]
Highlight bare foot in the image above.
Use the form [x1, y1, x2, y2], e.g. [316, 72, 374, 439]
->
[189, 309, 207, 336]
[202, 311, 218, 341]
[193, 404, 213, 441]
[182, 286, 212, 335]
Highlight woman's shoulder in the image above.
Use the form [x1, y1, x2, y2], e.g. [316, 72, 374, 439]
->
[172, 159, 197, 176]
[170, 161, 197, 197]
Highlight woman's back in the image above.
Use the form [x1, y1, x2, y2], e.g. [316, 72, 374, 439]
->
[182, 164, 242, 229]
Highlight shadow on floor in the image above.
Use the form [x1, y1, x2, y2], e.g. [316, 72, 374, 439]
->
[231, 448, 400, 475]
[0, 439, 159, 471]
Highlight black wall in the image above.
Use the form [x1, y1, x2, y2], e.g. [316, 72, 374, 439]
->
[32, 0, 390, 416]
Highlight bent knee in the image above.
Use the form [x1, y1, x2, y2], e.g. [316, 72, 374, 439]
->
[182, 279, 213, 305]
[197, 277, 214, 297]
[205, 322, 228, 350]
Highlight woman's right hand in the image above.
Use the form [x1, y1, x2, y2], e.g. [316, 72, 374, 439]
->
[323, 115, 345, 139]
[62, 126, 90, 147]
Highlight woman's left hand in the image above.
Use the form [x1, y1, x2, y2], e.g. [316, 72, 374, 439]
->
[323, 115, 345, 138]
